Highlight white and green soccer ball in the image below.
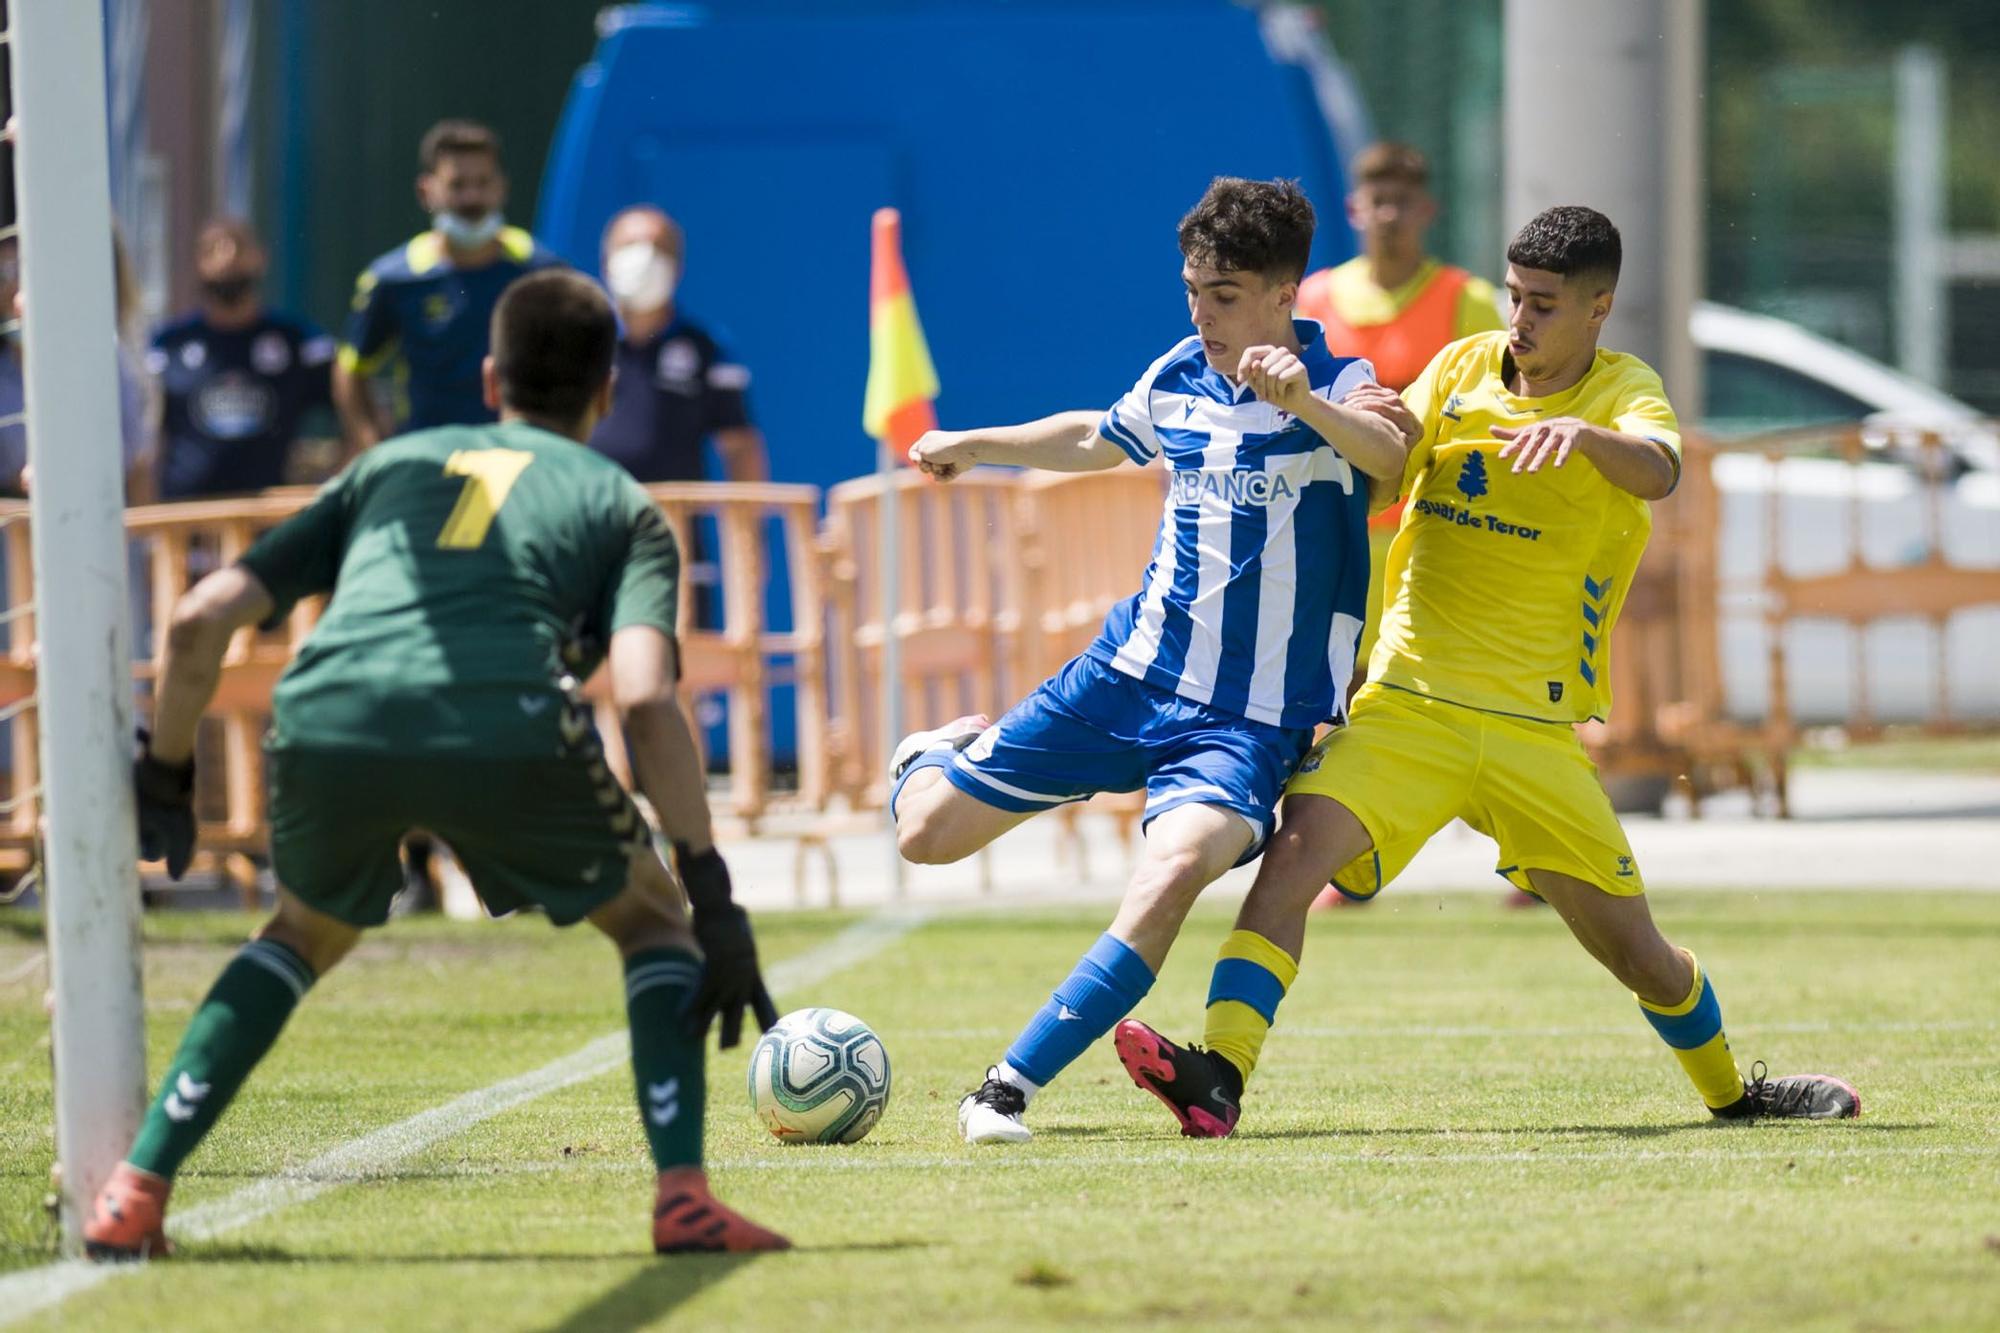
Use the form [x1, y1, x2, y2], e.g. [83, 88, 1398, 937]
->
[746, 1007, 891, 1144]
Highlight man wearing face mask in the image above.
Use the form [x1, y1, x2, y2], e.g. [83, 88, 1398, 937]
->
[333, 119, 563, 453]
[590, 206, 767, 485]
[149, 218, 336, 499]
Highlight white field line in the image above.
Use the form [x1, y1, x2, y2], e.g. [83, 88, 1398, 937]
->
[285, 1140, 2000, 1180]
[0, 909, 928, 1329]
[0, 951, 45, 987]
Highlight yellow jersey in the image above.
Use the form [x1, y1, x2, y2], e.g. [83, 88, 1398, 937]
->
[1369, 331, 1681, 723]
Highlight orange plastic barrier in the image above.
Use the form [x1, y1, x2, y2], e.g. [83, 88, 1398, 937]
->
[584, 482, 828, 830]
[0, 482, 826, 901]
[4, 428, 1991, 903]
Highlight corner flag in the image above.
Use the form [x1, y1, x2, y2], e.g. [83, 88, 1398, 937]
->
[862, 208, 939, 453]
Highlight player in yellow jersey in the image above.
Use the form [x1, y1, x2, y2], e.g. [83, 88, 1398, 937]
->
[1114, 207, 1861, 1137]
[1299, 143, 1507, 828]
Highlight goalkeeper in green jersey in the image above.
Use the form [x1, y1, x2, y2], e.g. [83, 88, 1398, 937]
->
[87, 269, 790, 1259]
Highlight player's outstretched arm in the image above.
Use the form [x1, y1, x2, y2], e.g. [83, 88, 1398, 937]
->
[149, 566, 276, 766]
[1237, 347, 1411, 482]
[1493, 419, 1678, 500]
[909, 409, 1122, 481]
[609, 624, 714, 853]
[134, 565, 277, 880]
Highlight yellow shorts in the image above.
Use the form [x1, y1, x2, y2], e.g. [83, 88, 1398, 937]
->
[1287, 683, 1644, 901]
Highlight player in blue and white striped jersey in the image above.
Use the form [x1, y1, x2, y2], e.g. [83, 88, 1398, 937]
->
[892, 178, 1418, 1144]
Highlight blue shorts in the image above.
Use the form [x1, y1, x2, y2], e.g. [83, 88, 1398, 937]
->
[898, 655, 1313, 863]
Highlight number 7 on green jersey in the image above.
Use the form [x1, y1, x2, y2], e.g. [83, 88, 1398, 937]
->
[438, 448, 536, 549]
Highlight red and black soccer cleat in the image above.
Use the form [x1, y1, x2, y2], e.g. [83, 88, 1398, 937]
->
[82, 1162, 173, 1262]
[652, 1168, 792, 1254]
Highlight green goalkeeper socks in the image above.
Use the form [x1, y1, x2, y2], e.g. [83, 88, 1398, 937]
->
[623, 948, 707, 1171]
[128, 938, 316, 1179]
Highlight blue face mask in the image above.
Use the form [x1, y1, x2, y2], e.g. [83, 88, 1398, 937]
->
[434, 209, 504, 250]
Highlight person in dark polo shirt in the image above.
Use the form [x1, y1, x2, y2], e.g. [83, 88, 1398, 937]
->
[591, 206, 767, 485]
[149, 218, 335, 499]
[592, 206, 768, 634]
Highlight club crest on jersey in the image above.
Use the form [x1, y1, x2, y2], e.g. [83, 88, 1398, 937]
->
[421, 292, 458, 330]
[251, 331, 293, 375]
[1170, 469, 1298, 508]
[1456, 450, 1489, 503]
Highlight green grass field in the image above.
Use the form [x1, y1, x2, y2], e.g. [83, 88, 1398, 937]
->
[1789, 733, 2000, 774]
[3, 891, 1997, 1331]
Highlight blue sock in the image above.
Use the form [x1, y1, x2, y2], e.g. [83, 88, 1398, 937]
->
[1003, 933, 1156, 1090]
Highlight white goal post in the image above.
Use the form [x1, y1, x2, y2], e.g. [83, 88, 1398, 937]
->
[6, 0, 149, 1254]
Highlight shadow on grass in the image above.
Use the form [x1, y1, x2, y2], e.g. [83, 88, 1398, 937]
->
[182, 1238, 930, 1266]
[537, 1253, 761, 1332]
[1230, 1119, 1938, 1142]
[1032, 1125, 1186, 1142]
[178, 1239, 925, 1332]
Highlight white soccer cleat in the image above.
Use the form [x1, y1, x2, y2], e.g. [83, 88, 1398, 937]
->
[958, 1067, 1033, 1145]
[890, 713, 992, 782]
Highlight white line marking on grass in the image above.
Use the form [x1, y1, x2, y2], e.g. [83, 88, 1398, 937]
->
[0, 909, 928, 1329]
[0, 951, 45, 986]
[304, 1140, 2000, 1181]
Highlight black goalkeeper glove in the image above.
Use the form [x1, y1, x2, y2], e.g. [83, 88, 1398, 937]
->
[676, 842, 778, 1048]
[133, 728, 197, 881]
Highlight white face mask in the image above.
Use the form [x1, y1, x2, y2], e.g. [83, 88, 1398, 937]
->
[434, 209, 504, 250]
[605, 242, 677, 312]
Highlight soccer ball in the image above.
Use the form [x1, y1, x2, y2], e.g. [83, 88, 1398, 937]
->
[746, 1007, 891, 1144]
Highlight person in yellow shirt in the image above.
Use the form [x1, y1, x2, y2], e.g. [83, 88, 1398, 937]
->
[1111, 206, 1861, 1138]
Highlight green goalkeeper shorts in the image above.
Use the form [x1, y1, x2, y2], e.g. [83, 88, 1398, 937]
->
[266, 734, 650, 928]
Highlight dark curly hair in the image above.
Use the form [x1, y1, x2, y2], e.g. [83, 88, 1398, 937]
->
[1177, 177, 1315, 282]
[1506, 205, 1621, 288]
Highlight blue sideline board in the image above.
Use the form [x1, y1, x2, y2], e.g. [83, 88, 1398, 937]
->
[536, 0, 1368, 764]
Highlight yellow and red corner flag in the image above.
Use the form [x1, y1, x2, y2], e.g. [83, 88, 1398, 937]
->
[862, 207, 939, 456]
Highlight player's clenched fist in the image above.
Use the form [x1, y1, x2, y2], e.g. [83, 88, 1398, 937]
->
[909, 429, 979, 482]
[1343, 382, 1421, 446]
[1237, 345, 1311, 412]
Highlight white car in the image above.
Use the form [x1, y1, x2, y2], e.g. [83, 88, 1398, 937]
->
[1690, 301, 2000, 726]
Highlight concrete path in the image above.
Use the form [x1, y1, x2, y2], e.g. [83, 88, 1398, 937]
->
[722, 767, 2000, 911]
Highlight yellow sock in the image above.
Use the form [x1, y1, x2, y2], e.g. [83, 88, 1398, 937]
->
[1202, 930, 1299, 1084]
[1637, 952, 1745, 1109]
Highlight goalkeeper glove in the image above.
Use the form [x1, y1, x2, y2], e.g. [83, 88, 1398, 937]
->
[133, 729, 196, 881]
[676, 842, 778, 1048]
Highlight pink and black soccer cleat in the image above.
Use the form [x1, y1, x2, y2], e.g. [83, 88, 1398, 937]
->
[1114, 1019, 1242, 1139]
[82, 1162, 173, 1261]
[652, 1168, 792, 1254]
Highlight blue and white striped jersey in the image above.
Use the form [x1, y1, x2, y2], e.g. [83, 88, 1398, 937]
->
[1089, 319, 1376, 728]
